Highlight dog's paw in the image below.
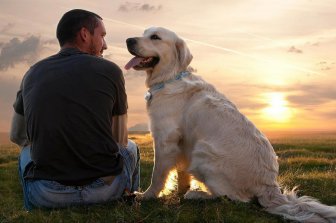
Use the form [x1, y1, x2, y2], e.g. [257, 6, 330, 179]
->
[134, 191, 157, 201]
[134, 191, 145, 201]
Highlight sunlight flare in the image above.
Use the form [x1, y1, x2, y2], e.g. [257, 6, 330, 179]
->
[262, 92, 293, 123]
[159, 169, 209, 196]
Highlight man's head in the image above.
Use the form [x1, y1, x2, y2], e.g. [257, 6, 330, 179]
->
[56, 9, 107, 56]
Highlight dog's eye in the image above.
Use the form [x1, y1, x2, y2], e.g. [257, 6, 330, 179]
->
[150, 34, 161, 40]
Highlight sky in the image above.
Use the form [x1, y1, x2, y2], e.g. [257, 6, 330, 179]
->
[0, 0, 336, 134]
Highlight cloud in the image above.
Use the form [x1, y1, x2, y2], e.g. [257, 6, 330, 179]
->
[321, 67, 331, 71]
[43, 38, 58, 45]
[316, 61, 333, 71]
[0, 76, 21, 131]
[0, 23, 15, 33]
[0, 35, 41, 71]
[288, 46, 303, 54]
[287, 84, 336, 107]
[140, 4, 162, 11]
[118, 2, 162, 12]
[305, 41, 320, 47]
[319, 110, 336, 119]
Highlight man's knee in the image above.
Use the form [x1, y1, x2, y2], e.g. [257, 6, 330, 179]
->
[126, 139, 139, 158]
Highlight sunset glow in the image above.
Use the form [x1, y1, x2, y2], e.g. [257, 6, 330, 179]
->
[0, 0, 335, 133]
[262, 93, 293, 123]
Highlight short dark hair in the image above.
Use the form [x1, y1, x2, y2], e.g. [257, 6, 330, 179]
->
[56, 9, 102, 46]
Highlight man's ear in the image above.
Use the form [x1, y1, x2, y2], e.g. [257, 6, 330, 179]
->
[175, 37, 193, 69]
[79, 27, 90, 42]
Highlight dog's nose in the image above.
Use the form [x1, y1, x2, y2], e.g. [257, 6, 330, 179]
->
[126, 38, 137, 47]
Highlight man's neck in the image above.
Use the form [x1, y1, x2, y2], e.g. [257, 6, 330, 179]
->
[61, 43, 88, 53]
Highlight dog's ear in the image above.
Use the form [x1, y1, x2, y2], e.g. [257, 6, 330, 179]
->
[176, 38, 193, 69]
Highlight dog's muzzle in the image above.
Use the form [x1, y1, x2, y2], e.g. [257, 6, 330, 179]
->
[126, 38, 137, 53]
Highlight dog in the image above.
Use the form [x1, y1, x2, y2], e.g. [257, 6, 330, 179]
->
[125, 27, 336, 222]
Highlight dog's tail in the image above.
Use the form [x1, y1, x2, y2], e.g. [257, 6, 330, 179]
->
[258, 186, 336, 222]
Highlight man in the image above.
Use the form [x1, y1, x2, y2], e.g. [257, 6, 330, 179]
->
[10, 9, 139, 210]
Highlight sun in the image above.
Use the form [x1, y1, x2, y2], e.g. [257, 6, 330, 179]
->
[261, 92, 292, 123]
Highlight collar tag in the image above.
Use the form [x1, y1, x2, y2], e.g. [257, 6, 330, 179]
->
[144, 91, 152, 101]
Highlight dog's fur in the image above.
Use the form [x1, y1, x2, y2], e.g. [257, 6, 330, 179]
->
[126, 27, 336, 222]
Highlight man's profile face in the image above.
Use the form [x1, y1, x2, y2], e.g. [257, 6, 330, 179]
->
[88, 19, 107, 57]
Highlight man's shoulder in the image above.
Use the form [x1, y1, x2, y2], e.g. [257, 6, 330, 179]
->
[31, 53, 121, 72]
[27, 52, 123, 83]
[30, 54, 58, 68]
[79, 55, 122, 73]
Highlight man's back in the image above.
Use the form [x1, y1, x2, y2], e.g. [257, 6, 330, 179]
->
[12, 9, 139, 210]
[22, 48, 127, 185]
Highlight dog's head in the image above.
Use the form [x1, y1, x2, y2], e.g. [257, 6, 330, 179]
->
[125, 27, 193, 83]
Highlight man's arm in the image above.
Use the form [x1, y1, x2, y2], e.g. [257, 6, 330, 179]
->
[10, 112, 29, 147]
[112, 114, 128, 148]
[11, 74, 29, 147]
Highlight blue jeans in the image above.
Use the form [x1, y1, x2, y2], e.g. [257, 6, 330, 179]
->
[19, 140, 140, 211]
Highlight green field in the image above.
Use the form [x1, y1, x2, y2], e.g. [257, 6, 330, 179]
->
[1, 132, 335, 223]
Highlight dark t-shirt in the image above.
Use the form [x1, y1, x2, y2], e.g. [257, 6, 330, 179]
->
[14, 48, 127, 185]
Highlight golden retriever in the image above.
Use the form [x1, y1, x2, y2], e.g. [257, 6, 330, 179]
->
[125, 27, 336, 222]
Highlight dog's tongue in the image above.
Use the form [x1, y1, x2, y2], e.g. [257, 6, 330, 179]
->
[125, 56, 143, 70]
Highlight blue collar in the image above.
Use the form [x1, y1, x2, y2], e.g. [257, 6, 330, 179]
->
[145, 71, 190, 101]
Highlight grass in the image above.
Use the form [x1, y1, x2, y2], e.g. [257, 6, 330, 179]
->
[1, 132, 336, 223]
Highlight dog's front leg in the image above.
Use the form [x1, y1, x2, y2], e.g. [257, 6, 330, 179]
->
[140, 140, 180, 199]
[141, 153, 177, 199]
